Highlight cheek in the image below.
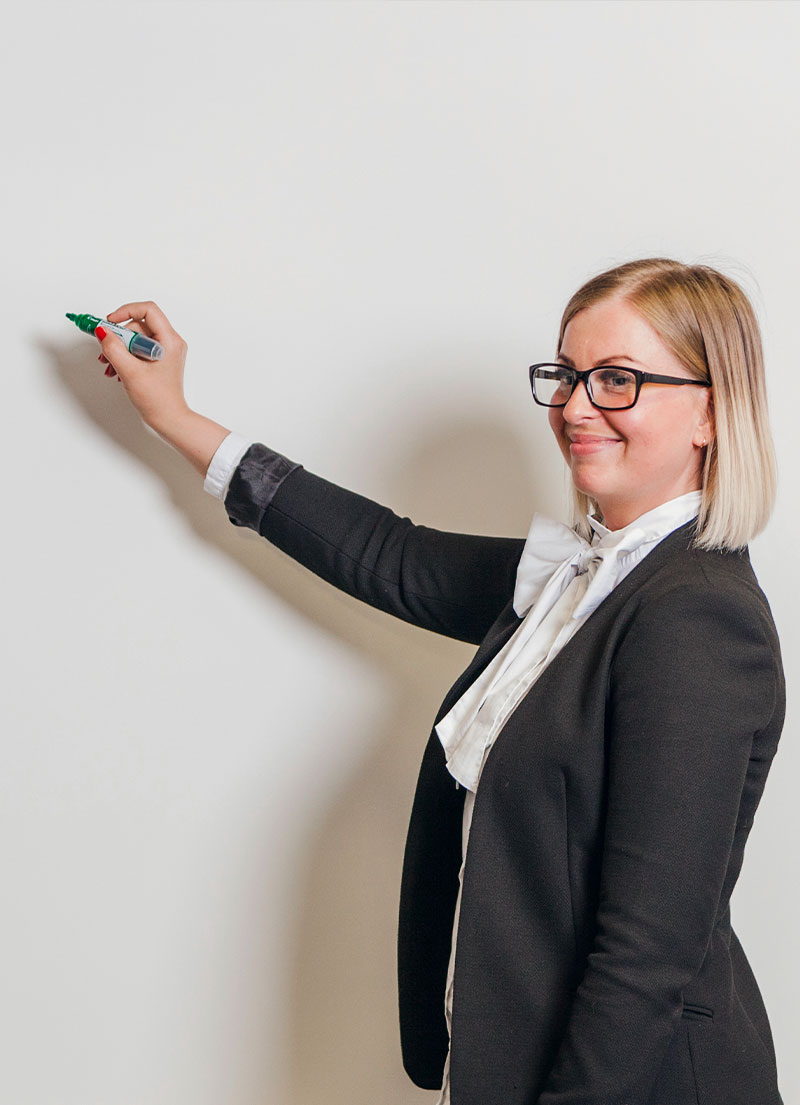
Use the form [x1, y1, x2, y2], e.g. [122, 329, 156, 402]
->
[602, 411, 637, 447]
[608, 406, 695, 473]
[548, 406, 566, 445]
[618, 405, 682, 453]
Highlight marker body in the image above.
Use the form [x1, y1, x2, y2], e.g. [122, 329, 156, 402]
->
[66, 313, 164, 361]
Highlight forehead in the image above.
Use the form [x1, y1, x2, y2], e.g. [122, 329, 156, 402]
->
[560, 297, 674, 367]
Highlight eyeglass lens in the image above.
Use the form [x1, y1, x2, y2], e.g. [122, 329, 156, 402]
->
[534, 367, 637, 409]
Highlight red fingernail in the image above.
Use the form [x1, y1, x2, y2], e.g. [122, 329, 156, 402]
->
[95, 325, 107, 340]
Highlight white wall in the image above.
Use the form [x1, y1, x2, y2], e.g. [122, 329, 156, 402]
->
[3, 2, 799, 1102]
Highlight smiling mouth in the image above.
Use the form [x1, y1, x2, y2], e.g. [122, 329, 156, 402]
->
[568, 436, 621, 454]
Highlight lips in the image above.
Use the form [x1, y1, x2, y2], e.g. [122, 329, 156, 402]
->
[568, 435, 622, 455]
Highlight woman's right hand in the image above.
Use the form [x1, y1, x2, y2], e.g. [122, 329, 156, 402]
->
[96, 300, 231, 478]
[96, 300, 189, 436]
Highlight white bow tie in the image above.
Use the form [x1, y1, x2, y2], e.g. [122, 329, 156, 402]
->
[512, 514, 655, 622]
[437, 496, 702, 795]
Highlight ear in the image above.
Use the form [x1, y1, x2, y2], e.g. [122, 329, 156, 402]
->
[692, 389, 715, 448]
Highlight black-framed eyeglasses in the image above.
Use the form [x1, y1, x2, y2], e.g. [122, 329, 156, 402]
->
[529, 363, 712, 411]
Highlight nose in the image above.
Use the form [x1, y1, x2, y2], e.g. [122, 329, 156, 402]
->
[561, 377, 595, 421]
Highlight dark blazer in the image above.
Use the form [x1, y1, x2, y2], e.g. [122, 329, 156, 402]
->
[226, 447, 786, 1105]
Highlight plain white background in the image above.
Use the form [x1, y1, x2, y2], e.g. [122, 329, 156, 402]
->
[3, 2, 799, 1102]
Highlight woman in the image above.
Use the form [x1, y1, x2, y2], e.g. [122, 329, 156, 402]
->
[94, 258, 785, 1105]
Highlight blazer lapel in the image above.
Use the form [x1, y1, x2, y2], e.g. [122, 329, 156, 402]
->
[434, 602, 523, 725]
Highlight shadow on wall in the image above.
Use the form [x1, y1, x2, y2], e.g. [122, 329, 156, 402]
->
[47, 338, 549, 1105]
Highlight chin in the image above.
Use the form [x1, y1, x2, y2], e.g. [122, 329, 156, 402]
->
[569, 467, 611, 502]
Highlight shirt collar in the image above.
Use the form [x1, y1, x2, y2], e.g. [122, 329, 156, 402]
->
[587, 490, 702, 545]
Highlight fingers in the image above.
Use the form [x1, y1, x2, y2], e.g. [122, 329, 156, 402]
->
[98, 353, 116, 378]
[95, 324, 140, 379]
[94, 303, 189, 413]
[106, 301, 181, 345]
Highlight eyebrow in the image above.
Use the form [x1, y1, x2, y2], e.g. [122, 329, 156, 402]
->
[557, 353, 643, 368]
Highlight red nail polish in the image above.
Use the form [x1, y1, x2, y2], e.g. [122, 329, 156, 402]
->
[95, 325, 107, 340]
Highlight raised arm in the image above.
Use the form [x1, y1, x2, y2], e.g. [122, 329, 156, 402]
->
[96, 302, 523, 643]
[223, 444, 522, 643]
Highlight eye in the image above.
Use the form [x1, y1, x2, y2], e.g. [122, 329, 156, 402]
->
[595, 368, 634, 389]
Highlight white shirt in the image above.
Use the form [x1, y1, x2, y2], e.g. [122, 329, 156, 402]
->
[203, 431, 254, 499]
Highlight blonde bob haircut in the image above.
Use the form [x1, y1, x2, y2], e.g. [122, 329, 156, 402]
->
[557, 258, 776, 551]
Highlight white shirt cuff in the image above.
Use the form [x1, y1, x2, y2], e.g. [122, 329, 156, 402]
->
[203, 432, 255, 500]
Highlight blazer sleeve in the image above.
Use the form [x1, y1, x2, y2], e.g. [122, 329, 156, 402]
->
[224, 443, 524, 645]
[535, 571, 783, 1105]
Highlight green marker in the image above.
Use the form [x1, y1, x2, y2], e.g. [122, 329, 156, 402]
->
[66, 312, 164, 361]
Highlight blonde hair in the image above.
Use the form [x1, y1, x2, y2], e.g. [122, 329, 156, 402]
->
[556, 258, 776, 551]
